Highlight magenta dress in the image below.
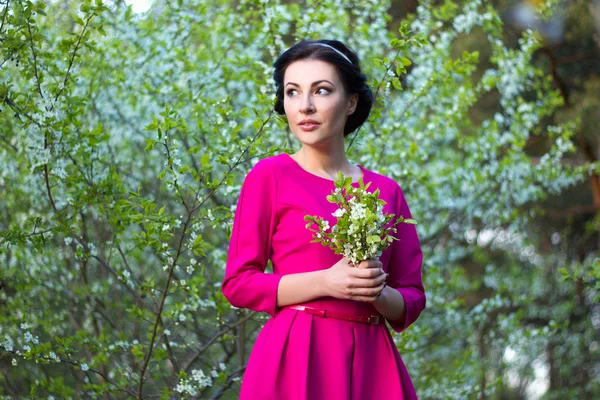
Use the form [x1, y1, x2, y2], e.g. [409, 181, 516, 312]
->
[221, 153, 426, 400]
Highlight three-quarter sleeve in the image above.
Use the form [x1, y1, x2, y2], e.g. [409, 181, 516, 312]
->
[385, 184, 426, 333]
[221, 159, 283, 317]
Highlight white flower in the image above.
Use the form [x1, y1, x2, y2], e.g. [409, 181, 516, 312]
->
[191, 368, 213, 387]
[12, 359, 17, 366]
[192, 369, 205, 382]
[332, 208, 346, 218]
[80, 363, 89, 371]
[321, 221, 330, 231]
[348, 225, 355, 235]
[350, 203, 367, 220]
[49, 351, 60, 362]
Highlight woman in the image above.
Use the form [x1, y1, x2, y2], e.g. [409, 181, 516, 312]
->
[221, 39, 426, 400]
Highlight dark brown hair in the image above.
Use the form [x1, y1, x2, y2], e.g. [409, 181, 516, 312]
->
[273, 39, 374, 137]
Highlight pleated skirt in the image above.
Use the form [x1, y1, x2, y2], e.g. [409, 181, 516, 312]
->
[239, 306, 418, 400]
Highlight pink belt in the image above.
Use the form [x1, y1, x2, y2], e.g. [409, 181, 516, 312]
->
[283, 305, 385, 325]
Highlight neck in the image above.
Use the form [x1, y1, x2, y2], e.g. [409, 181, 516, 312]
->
[295, 142, 354, 178]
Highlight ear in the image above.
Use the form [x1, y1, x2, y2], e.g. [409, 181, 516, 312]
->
[347, 93, 359, 115]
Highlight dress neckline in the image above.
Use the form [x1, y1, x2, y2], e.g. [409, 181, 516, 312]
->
[281, 153, 368, 185]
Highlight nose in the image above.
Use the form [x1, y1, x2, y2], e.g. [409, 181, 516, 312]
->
[299, 94, 315, 114]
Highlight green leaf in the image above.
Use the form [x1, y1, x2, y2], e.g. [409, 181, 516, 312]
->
[192, 234, 205, 256]
[344, 176, 352, 188]
[367, 235, 381, 244]
[200, 153, 210, 168]
[144, 139, 157, 151]
[390, 38, 406, 49]
[400, 57, 412, 66]
[396, 64, 405, 77]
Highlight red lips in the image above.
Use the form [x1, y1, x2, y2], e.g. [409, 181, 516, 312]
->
[298, 119, 320, 131]
[299, 119, 320, 126]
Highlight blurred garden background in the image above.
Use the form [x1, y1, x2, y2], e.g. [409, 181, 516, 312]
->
[1, 0, 599, 398]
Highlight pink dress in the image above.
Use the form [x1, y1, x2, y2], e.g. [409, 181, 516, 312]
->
[221, 153, 426, 400]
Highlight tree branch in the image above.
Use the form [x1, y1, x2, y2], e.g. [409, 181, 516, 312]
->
[182, 311, 256, 373]
[0, 0, 9, 36]
[52, 13, 94, 108]
[23, 4, 44, 99]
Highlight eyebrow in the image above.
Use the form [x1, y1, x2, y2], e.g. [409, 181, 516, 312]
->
[285, 79, 335, 87]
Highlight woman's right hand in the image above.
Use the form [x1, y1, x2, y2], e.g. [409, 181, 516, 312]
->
[323, 256, 388, 302]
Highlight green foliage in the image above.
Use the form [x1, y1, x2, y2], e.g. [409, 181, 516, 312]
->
[0, 0, 597, 399]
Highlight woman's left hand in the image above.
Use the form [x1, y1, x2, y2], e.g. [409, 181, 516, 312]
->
[353, 259, 388, 301]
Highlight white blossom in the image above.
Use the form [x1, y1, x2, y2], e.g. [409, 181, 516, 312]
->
[332, 208, 346, 218]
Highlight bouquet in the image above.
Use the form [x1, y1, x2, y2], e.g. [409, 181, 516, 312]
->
[304, 172, 416, 267]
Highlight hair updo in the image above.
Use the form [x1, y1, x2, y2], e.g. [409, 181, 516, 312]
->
[272, 39, 374, 137]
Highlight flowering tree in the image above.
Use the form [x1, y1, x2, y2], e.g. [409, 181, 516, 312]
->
[1, 0, 597, 398]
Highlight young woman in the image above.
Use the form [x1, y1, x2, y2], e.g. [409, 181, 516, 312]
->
[222, 39, 426, 400]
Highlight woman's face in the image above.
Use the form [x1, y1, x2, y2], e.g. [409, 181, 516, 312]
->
[283, 59, 358, 148]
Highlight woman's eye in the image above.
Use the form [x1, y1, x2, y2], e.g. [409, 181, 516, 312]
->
[286, 87, 331, 97]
